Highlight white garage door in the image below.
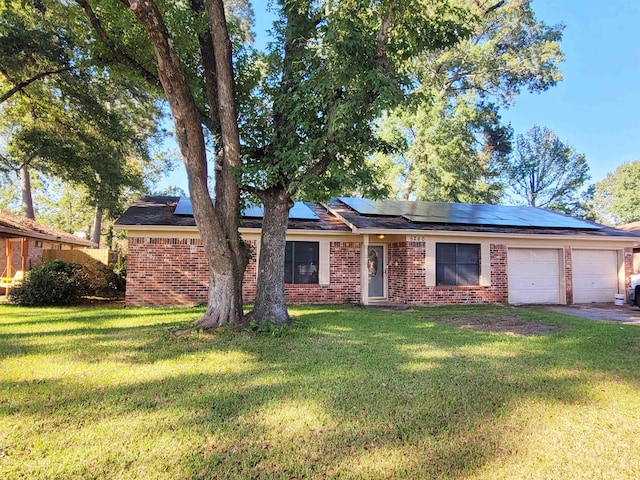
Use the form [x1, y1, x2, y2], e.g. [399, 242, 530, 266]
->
[572, 250, 619, 303]
[508, 249, 560, 304]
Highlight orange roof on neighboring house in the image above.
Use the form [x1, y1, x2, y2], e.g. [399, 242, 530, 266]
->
[618, 221, 640, 245]
[618, 221, 640, 233]
[0, 210, 96, 247]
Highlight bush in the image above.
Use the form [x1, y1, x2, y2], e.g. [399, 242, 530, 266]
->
[9, 260, 89, 306]
[108, 255, 127, 294]
[78, 260, 125, 298]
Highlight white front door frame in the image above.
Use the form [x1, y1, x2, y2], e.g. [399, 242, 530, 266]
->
[367, 243, 387, 301]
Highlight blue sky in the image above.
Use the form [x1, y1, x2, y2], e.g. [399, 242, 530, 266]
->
[500, 0, 640, 183]
[158, 0, 640, 193]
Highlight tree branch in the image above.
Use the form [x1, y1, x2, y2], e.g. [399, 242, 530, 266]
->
[78, 0, 217, 133]
[0, 66, 73, 104]
[190, 0, 223, 159]
[376, 4, 395, 77]
[290, 91, 340, 189]
[474, 0, 506, 16]
[76, 0, 162, 90]
[290, 4, 398, 191]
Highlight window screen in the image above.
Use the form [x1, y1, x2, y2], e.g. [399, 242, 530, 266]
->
[436, 243, 480, 286]
[284, 241, 319, 284]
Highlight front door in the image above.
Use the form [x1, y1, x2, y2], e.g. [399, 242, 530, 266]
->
[368, 245, 385, 298]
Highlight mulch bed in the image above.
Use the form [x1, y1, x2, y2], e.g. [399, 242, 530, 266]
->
[76, 297, 126, 307]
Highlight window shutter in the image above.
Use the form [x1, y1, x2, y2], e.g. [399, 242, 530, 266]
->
[319, 240, 330, 285]
[425, 241, 436, 286]
[480, 243, 491, 286]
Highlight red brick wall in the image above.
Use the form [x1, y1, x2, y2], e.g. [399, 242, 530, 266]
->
[624, 247, 634, 290]
[281, 242, 361, 304]
[387, 242, 407, 304]
[126, 237, 209, 306]
[564, 247, 573, 304]
[387, 242, 508, 305]
[0, 238, 48, 276]
[242, 240, 258, 303]
[125, 236, 635, 307]
[126, 237, 361, 306]
[490, 244, 508, 301]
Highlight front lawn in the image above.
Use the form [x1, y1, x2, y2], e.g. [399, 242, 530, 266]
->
[1, 304, 639, 479]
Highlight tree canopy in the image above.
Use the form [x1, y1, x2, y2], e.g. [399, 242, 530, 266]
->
[239, 0, 488, 323]
[591, 160, 640, 225]
[0, 0, 172, 241]
[500, 125, 590, 213]
[372, 0, 564, 203]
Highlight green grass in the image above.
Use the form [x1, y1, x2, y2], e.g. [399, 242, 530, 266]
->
[1, 303, 639, 479]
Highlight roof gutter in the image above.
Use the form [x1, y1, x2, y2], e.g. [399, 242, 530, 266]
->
[0, 226, 96, 247]
[114, 224, 352, 236]
[354, 227, 639, 243]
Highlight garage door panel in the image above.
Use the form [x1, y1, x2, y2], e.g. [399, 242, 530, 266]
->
[509, 275, 558, 289]
[511, 262, 559, 277]
[508, 249, 560, 305]
[573, 250, 618, 303]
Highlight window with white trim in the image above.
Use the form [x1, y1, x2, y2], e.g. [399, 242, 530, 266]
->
[436, 243, 480, 286]
[285, 241, 319, 284]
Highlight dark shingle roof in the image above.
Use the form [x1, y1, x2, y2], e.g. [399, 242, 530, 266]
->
[115, 195, 640, 239]
[115, 196, 351, 232]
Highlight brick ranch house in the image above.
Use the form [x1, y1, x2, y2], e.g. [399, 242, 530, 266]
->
[1, 210, 96, 282]
[114, 196, 640, 307]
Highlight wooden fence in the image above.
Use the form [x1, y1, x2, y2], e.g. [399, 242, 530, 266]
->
[43, 248, 112, 265]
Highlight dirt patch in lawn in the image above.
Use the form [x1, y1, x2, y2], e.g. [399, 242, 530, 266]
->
[77, 297, 126, 308]
[427, 314, 565, 336]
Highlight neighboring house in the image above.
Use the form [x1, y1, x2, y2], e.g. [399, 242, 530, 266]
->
[0, 210, 96, 281]
[617, 221, 640, 273]
[114, 196, 639, 307]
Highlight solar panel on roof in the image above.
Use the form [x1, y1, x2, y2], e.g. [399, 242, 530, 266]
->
[244, 202, 320, 220]
[173, 197, 319, 221]
[242, 205, 264, 218]
[338, 197, 601, 230]
[338, 197, 404, 216]
[289, 202, 320, 220]
[174, 197, 192, 216]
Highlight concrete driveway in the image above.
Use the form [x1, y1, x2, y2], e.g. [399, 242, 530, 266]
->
[538, 303, 640, 325]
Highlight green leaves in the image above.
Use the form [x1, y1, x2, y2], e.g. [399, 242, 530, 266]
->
[241, 0, 476, 200]
[372, 0, 564, 203]
[592, 161, 640, 225]
[500, 125, 590, 213]
[0, 1, 171, 227]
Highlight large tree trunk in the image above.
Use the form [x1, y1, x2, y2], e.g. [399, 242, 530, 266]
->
[91, 205, 103, 246]
[19, 165, 35, 219]
[204, 0, 248, 325]
[248, 188, 292, 325]
[128, 0, 245, 328]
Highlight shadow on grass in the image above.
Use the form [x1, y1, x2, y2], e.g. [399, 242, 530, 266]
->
[0, 304, 201, 328]
[1, 304, 639, 479]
